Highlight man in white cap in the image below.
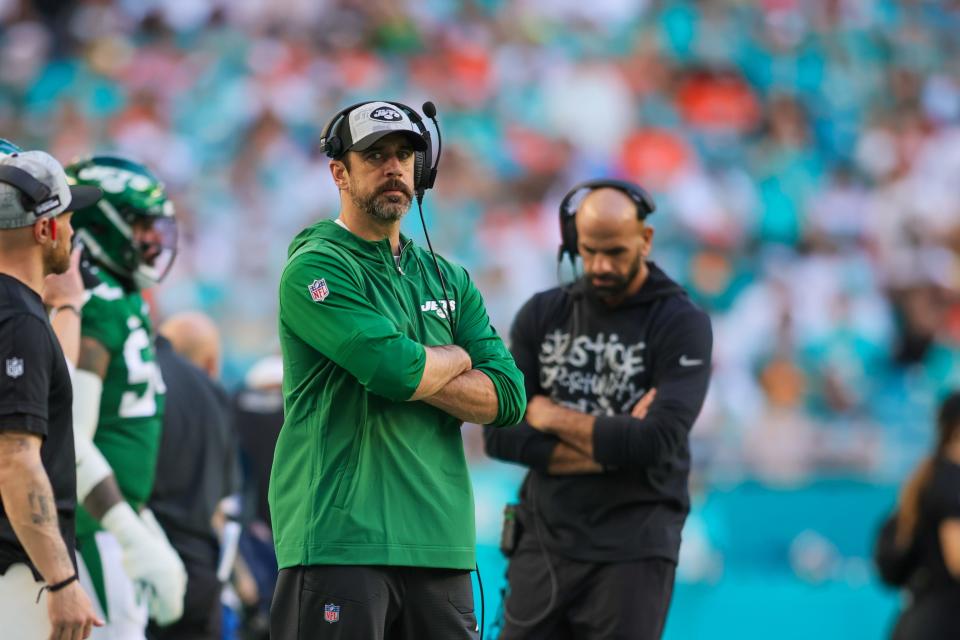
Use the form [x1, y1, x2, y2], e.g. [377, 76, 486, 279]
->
[0, 150, 104, 639]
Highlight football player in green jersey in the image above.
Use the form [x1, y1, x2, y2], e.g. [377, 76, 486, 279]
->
[65, 155, 186, 638]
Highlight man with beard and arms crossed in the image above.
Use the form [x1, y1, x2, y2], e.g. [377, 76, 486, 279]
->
[0, 150, 103, 639]
[65, 156, 186, 638]
[271, 101, 526, 639]
[485, 182, 713, 640]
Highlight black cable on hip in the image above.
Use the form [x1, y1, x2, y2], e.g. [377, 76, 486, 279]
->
[502, 481, 559, 628]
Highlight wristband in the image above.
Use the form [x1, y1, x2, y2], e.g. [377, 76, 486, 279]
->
[51, 304, 81, 321]
[56, 304, 81, 315]
[36, 573, 78, 603]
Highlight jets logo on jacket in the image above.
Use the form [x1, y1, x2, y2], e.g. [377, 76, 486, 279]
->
[422, 299, 456, 319]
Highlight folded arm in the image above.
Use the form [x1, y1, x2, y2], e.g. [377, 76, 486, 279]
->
[423, 266, 526, 426]
[547, 441, 602, 474]
[525, 389, 657, 471]
[422, 369, 498, 424]
[590, 310, 712, 468]
[409, 345, 472, 401]
[483, 420, 601, 475]
[482, 293, 563, 466]
[525, 396, 597, 456]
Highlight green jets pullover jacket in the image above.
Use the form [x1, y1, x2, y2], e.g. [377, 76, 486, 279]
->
[271, 219, 526, 570]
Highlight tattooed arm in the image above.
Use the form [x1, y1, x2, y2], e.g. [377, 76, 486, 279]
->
[0, 431, 75, 584]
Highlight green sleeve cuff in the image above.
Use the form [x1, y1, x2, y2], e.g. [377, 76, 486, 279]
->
[475, 365, 527, 427]
[338, 334, 426, 402]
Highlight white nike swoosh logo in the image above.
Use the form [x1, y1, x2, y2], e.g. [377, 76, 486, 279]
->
[679, 355, 703, 367]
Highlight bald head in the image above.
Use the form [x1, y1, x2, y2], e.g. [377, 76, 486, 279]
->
[576, 188, 644, 238]
[160, 311, 221, 379]
[573, 187, 654, 305]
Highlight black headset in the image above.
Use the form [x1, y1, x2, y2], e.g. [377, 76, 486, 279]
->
[319, 101, 437, 199]
[0, 163, 60, 217]
[558, 178, 656, 265]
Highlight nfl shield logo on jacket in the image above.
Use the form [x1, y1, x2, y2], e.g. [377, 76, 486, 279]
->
[324, 603, 340, 623]
[5, 357, 23, 378]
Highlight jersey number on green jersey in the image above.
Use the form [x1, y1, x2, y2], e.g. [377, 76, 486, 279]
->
[118, 317, 166, 418]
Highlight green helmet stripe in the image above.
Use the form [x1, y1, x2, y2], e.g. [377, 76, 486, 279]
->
[97, 199, 134, 240]
[77, 228, 129, 279]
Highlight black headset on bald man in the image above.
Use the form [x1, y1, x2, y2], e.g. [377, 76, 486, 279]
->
[558, 178, 656, 267]
[319, 100, 441, 203]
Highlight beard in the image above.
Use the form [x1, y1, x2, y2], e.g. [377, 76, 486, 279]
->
[42, 240, 71, 276]
[351, 178, 413, 222]
[586, 253, 642, 301]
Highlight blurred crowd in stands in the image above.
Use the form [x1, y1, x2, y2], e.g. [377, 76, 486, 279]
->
[2, 0, 959, 492]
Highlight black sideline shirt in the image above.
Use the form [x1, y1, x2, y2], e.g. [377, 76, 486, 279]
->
[0, 273, 76, 576]
[150, 336, 239, 569]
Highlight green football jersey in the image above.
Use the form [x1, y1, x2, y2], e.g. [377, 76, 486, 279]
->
[76, 269, 166, 538]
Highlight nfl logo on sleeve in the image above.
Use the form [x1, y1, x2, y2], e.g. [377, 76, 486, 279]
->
[308, 279, 329, 303]
[5, 357, 23, 379]
[324, 603, 340, 623]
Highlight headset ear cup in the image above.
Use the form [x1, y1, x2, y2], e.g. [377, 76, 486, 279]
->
[562, 212, 578, 258]
[556, 206, 575, 260]
[327, 136, 342, 159]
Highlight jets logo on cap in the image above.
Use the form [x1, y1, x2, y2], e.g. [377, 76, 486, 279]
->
[370, 107, 402, 122]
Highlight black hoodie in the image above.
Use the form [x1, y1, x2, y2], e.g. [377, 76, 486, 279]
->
[484, 262, 712, 562]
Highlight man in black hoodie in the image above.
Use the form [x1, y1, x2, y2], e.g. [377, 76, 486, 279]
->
[485, 183, 712, 640]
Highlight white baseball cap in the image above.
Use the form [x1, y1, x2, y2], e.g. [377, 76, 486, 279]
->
[245, 354, 283, 389]
[0, 150, 101, 229]
[331, 101, 428, 157]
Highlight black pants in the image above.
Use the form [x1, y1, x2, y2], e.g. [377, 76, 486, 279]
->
[499, 535, 675, 640]
[146, 563, 222, 640]
[891, 589, 960, 640]
[270, 565, 478, 640]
